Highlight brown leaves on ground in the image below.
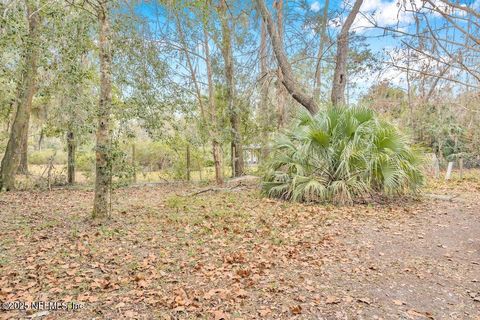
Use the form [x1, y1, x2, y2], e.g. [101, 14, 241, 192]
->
[0, 175, 479, 319]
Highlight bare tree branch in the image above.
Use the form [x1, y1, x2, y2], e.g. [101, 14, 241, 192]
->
[255, 0, 318, 114]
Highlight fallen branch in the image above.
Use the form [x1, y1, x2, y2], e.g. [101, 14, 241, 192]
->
[188, 187, 217, 196]
[184, 183, 250, 197]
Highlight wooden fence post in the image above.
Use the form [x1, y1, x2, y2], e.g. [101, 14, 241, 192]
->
[445, 161, 454, 180]
[132, 144, 137, 183]
[186, 144, 191, 181]
[432, 154, 440, 179]
[232, 145, 236, 178]
[459, 157, 464, 179]
[198, 159, 202, 181]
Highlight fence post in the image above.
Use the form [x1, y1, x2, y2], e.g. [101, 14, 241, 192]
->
[132, 144, 137, 183]
[198, 159, 202, 181]
[186, 144, 191, 181]
[459, 157, 464, 179]
[232, 145, 236, 178]
[445, 161, 454, 180]
[432, 154, 440, 179]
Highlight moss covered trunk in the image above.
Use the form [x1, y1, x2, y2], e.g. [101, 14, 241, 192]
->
[17, 121, 29, 175]
[0, 0, 39, 191]
[219, 0, 244, 177]
[92, 7, 112, 219]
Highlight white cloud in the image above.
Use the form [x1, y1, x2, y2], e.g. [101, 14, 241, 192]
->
[377, 47, 453, 87]
[349, 0, 478, 32]
[352, 0, 416, 31]
[328, 0, 437, 33]
[310, 1, 321, 12]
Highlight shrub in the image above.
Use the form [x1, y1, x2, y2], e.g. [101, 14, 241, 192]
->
[29, 149, 67, 165]
[262, 105, 424, 204]
[135, 142, 174, 171]
[76, 150, 95, 172]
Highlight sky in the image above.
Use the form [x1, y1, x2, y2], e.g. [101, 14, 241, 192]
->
[306, 0, 479, 96]
[133, 0, 479, 102]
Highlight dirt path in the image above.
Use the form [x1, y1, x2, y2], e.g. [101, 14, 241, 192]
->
[314, 195, 480, 319]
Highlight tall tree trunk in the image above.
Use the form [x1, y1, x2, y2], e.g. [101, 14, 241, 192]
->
[255, 0, 318, 115]
[259, 19, 270, 159]
[219, 0, 244, 177]
[18, 120, 29, 174]
[275, 0, 287, 128]
[203, 23, 224, 185]
[92, 6, 112, 219]
[0, 0, 39, 191]
[331, 0, 363, 106]
[67, 131, 76, 185]
[313, 0, 330, 101]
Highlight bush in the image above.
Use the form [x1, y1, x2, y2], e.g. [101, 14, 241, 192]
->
[29, 149, 67, 165]
[76, 150, 95, 172]
[262, 106, 424, 204]
[135, 142, 174, 171]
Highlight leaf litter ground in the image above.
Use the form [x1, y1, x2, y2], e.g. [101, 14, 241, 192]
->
[0, 176, 479, 319]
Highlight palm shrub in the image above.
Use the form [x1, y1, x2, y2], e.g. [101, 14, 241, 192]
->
[262, 105, 424, 204]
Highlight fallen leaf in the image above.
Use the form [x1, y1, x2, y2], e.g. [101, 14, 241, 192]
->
[213, 310, 229, 320]
[124, 310, 137, 318]
[406, 309, 434, 319]
[393, 299, 406, 306]
[326, 295, 340, 304]
[290, 305, 302, 315]
[235, 289, 248, 298]
[27, 311, 50, 318]
[258, 307, 271, 316]
[204, 289, 217, 300]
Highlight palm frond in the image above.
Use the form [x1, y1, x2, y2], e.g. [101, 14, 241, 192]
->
[261, 105, 425, 205]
